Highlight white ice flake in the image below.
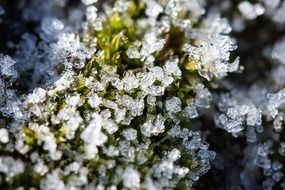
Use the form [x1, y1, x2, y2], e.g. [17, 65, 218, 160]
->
[165, 97, 182, 113]
[121, 72, 140, 91]
[82, 0, 97, 6]
[268, 89, 285, 118]
[88, 93, 101, 108]
[238, 1, 265, 20]
[145, 0, 163, 18]
[0, 54, 18, 78]
[0, 128, 9, 144]
[80, 114, 107, 159]
[163, 58, 182, 77]
[122, 166, 140, 189]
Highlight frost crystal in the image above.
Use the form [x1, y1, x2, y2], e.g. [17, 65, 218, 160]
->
[122, 128, 137, 141]
[272, 37, 285, 65]
[184, 104, 198, 119]
[0, 157, 25, 180]
[272, 1, 285, 24]
[194, 84, 212, 108]
[80, 115, 107, 159]
[145, 0, 163, 18]
[126, 47, 141, 59]
[165, 97, 182, 113]
[141, 114, 166, 137]
[238, 1, 265, 20]
[86, 5, 98, 22]
[183, 15, 239, 80]
[122, 167, 140, 189]
[0, 128, 9, 144]
[0, 54, 18, 78]
[40, 17, 64, 42]
[82, 0, 97, 6]
[121, 72, 139, 91]
[140, 33, 165, 58]
[216, 90, 263, 138]
[267, 89, 285, 118]
[163, 58, 181, 77]
[27, 88, 47, 104]
[165, 0, 181, 18]
[88, 93, 101, 108]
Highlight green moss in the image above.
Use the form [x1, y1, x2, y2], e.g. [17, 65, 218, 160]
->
[11, 167, 42, 189]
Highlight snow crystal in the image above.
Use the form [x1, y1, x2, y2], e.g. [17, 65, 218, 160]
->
[272, 37, 285, 65]
[163, 58, 182, 77]
[122, 167, 140, 189]
[0, 54, 18, 78]
[80, 114, 107, 159]
[216, 114, 244, 134]
[140, 33, 165, 58]
[119, 95, 144, 116]
[272, 171, 283, 182]
[147, 95, 156, 106]
[272, 161, 283, 171]
[145, 0, 163, 18]
[40, 170, 66, 190]
[141, 114, 166, 137]
[0, 128, 9, 144]
[65, 93, 83, 107]
[86, 5, 97, 22]
[246, 127, 257, 143]
[82, 0, 97, 6]
[126, 47, 141, 59]
[246, 106, 262, 126]
[88, 93, 101, 108]
[184, 104, 198, 119]
[238, 2, 265, 20]
[122, 128, 137, 141]
[102, 119, 118, 134]
[0, 157, 25, 180]
[121, 72, 140, 91]
[272, 1, 285, 24]
[165, 0, 181, 18]
[114, 0, 130, 13]
[168, 148, 181, 162]
[273, 114, 284, 132]
[27, 88, 47, 104]
[34, 161, 49, 176]
[267, 88, 285, 118]
[183, 15, 239, 80]
[194, 84, 212, 108]
[165, 97, 182, 113]
[40, 17, 64, 42]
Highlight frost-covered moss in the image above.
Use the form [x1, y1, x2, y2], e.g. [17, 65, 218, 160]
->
[3, 0, 285, 189]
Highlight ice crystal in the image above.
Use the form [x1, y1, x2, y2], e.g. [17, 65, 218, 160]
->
[82, 0, 97, 6]
[27, 88, 47, 104]
[0, 128, 9, 144]
[165, 97, 182, 113]
[88, 93, 101, 108]
[268, 88, 285, 118]
[238, 1, 265, 20]
[0, 54, 18, 78]
[122, 167, 140, 189]
[40, 17, 64, 42]
[80, 116, 107, 159]
[272, 1, 285, 24]
[272, 37, 285, 65]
